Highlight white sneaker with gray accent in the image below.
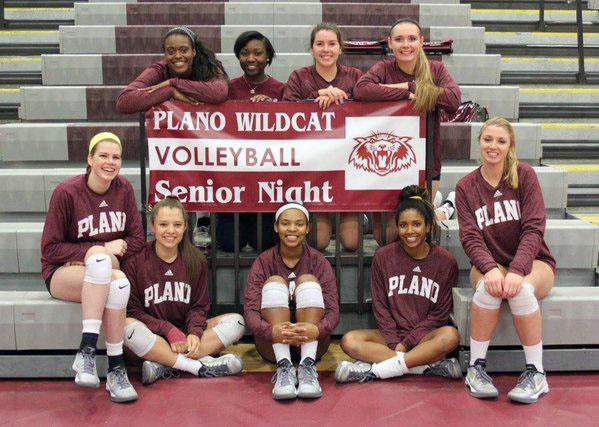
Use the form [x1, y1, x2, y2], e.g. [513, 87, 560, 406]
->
[465, 360, 499, 399]
[72, 346, 100, 388]
[198, 354, 243, 378]
[507, 365, 549, 404]
[142, 361, 179, 385]
[106, 366, 138, 403]
[334, 360, 376, 383]
[424, 358, 463, 379]
[271, 358, 297, 400]
[297, 357, 322, 399]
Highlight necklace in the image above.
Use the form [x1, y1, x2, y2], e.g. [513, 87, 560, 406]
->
[243, 75, 269, 95]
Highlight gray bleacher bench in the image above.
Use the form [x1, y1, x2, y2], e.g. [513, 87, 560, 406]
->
[452, 287, 599, 372]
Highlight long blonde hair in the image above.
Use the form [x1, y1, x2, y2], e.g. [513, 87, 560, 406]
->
[479, 117, 519, 189]
[389, 18, 443, 114]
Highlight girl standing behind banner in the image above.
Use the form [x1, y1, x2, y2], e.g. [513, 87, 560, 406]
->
[116, 26, 228, 114]
[354, 18, 461, 245]
[283, 23, 363, 251]
[244, 203, 339, 400]
[123, 197, 244, 385]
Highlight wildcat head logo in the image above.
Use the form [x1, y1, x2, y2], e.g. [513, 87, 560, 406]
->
[348, 132, 416, 176]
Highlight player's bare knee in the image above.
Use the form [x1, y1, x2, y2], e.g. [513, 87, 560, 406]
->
[84, 245, 108, 261]
[297, 274, 318, 285]
[340, 332, 360, 356]
[265, 275, 287, 286]
[437, 327, 460, 353]
[111, 269, 126, 281]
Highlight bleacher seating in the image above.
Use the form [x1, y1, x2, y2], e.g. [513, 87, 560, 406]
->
[0, 0, 597, 377]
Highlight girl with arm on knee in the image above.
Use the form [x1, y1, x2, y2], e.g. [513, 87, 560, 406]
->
[283, 22, 363, 252]
[116, 26, 228, 114]
[353, 18, 461, 245]
[335, 185, 461, 384]
[456, 117, 556, 404]
[41, 132, 145, 403]
[243, 203, 339, 400]
[123, 197, 244, 385]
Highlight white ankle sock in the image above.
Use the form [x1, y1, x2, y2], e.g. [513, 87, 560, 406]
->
[371, 352, 409, 379]
[173, 354, 203, 375]
[470, 338, 490, 365]
[272, 343, 291, 363]
[300, 341, 318, 363]
[523, 342, 544, 373]
[82, 319, 102, 334]
[105, 341, 123, 356]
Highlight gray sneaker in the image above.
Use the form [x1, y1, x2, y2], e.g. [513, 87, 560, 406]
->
[465, 360, 499, 399]
[106, 366, 138, 403]
[507, 365, 549, 404]
[424, 358, 463, 379]
[334, 360, 377, 383]
[141, 361, 179, 385]
[72, 346, 100, 388]
[297, 357, 322, 399]
[198, 354, 243, 378]
[271, 359, 297, 400]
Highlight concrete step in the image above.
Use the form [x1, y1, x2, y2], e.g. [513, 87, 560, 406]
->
[540, 122, 599, 142]
[75, 2, 471, 27]
[0, 56, 42, 73]
[0, 29, 59, 44]
[486, 31, 599, 46]
[0, 120, 540, 163]
[502, 56, 599, 73]
[16, 85, 519, 121]
[41, 53, 502, 86]
[452, 287, 599, 347]
[59, 25, 486, 55]
[472, 8, 599, 23]
[520, 85, 599, 103]
[4, 7, 74, 21]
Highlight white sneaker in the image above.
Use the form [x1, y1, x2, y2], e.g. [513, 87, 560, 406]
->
[106, 366, 138, 403]
[198, 354, 243, 377]
[141, 361, 179, 385]
[271, 358, 297, 400]
[297, 357, 322, 399]
[507, 365, 549, 404]
[334, 360, 376, 383]
[72, 346, 100, 388]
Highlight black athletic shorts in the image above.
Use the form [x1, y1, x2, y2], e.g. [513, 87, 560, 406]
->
[45, 272, 54, 295]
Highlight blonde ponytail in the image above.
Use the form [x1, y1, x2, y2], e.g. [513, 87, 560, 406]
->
[413, 49, 444, 114]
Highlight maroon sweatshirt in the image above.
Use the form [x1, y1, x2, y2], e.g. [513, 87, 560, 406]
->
[124, 241, 210, 339]
[455, 163, 556, 276]
[228, 75, 285, 101]
[371, 242, 458, 351]
[41, 175, 145, 282]
[353, 58, 461, 178]
[116, 60, 229, 114]
[282, 64, 363, 100]
[244, 244, 339, 341]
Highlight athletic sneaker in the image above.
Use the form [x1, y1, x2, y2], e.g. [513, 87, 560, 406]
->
[507, 365, 549, 404]
[141, 361, 179, 385]
[72, 345, 100, 388]
[424, 358, 463, 379]
[297, 357, 322, 399]
[334, 360, 376, 383]
[271, 358, 297, 400]
[465, 359, 499, 399]
[106, 366, 138, 403]
[198, 354, 243, 378]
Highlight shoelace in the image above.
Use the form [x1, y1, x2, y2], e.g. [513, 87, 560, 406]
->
[157, 366, 180, 380]
[516, 369, 538, 390]
[473, 364, 493, 385]
[81, 351, 95, 375]
[347, 366, 375, 383]
[201, 360, 231, 378]
[112, 367, 132, 390]
[299, 364, 319, 386]
[271, 365, 293, 387]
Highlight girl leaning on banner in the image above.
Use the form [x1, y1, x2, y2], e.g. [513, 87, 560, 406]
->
[243, 203, 339, 401]
[456, 118, 555, 404]
[116, 25, 228, 114]
[122, 197, 244, 385]
[41, 132, 145, 403]
[335, 185, 461, 384]
[353, 17, 461, 245]
[283, 22, 364, 252]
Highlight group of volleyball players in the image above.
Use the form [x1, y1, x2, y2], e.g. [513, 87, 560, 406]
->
[40, 19, 554, 405]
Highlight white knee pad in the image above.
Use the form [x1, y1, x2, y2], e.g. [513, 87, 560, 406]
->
[124, 321, 156, 357]
[261, 282, 289, 309]
[212, 313, 245, 348]
[472, 280, 502, 310]
[83, 253, 112, 285]
[508, 282, 539, 316]
[105, 277, 130, 310]
[295, 281, 325, 310]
